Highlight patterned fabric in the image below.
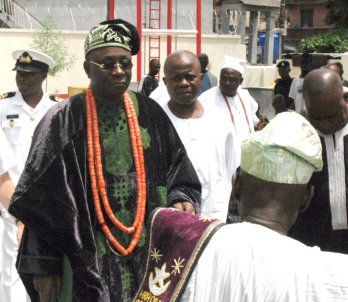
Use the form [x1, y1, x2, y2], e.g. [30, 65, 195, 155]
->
[133, 208, 224, 302]
[241, 112, 323, 184]
[85, 19, 140, 57]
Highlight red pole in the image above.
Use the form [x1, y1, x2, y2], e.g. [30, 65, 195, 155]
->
[109, 0, 114, 19]
[167, 0, 173, 55]
[196, 0, 202, 55]
[137, 0, 142, 82]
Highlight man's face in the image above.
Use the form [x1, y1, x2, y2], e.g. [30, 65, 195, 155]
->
[164, 57, 202, 105]
[149, 60, 161, 75]
[219, 68, 242, 97]
[278, 66, 290, 79]
[16, 71, 45, 96]
[300, 58, 312, 77]
[84, 47, 132, 101]
[306, 92, 348, 135]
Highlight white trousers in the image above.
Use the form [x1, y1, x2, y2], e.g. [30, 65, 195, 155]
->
[0, 204, 29, 302]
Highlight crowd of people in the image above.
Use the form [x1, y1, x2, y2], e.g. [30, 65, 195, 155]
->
[0, 17, 348, 302]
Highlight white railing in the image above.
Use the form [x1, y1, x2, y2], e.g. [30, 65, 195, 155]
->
[0, 0, 42, 29]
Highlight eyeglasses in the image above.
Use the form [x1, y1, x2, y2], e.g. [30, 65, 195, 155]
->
[89, 60, 133, 71]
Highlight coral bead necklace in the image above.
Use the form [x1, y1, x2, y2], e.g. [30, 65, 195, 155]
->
[86, 86, 146, 256]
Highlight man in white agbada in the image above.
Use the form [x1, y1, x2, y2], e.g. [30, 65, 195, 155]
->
[198, 55, 259, 144]
[162, 50, 240, 222]
[180, 112, 348, 302]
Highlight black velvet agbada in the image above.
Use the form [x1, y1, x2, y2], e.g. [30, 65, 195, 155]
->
[9, 92, 201, 302]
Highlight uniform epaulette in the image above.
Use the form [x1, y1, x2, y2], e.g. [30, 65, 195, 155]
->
[49, 95, 64, 102]
[0, 91, 16, 100]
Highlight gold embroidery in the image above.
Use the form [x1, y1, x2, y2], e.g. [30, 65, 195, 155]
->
[19, 52, 32, 64]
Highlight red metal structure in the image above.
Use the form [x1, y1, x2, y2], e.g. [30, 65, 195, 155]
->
[197, 0, 202, 55]
[167, 0, 173, 56]
[111, 0, 201, 82]
[149, 0, 162, 79]
[109, 0, 114, 19]
[137, 0, 142, 82]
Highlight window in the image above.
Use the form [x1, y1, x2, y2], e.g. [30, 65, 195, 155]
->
[301, 9, 313, 27]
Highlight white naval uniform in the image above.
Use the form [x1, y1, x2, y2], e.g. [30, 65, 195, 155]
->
[162, 102, 240, 222]
[0, 90, 57, 302]
[198, 86, 259, 145]
[0, 127, 16, 299]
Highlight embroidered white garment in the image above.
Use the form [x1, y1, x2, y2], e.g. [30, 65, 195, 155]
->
[180, 223, 348, 302]
[162, 102, 240, 222]
[320, 123, 348, 230]
[199, 86, 259, 144]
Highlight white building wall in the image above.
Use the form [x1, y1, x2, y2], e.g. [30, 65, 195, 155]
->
[0, 29, 246, 95]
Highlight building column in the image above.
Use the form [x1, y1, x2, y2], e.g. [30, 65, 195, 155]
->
[264, 10, 275, 65]
[220, 5, 230, 34]
[237, 7, 246, 44]
[248, 10, 258, 64]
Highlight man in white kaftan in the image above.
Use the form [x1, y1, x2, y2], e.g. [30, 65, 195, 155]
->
[180, 112, 348, 301]
[199, 55, 259, 144]
[181, 222, 348, 302]
[162, 51, 240, 222]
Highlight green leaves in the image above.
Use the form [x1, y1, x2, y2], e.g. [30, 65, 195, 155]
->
[30, 14, 76, 77]
[296, 29, 348, 53]
[325, 0, 348, 29]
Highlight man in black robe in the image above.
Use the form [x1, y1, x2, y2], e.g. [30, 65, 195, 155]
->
[290, 68, 348, 254]
[9, 19, 201, 302]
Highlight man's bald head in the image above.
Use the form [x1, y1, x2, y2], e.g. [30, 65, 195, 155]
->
[323, 63, 344, 80]
[164, 50, 201, 75]
[303, 69, 347, 135]
[163, 50, 203, 105]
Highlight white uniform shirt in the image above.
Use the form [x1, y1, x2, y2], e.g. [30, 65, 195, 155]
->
[181, 222, 348, 302]
[289, 76, 305, 115]
[0, 127, 16, 175]
[163, 102, 240, 221]
[199, 86, 259, 144]
[0, 91, 56, 184]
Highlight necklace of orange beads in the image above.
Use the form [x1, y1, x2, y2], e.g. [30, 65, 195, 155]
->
[86, 86, 146, 256]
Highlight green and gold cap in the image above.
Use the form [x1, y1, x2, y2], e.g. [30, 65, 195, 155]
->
[84, 19, 140, 57]
[241, 112, 323, 184]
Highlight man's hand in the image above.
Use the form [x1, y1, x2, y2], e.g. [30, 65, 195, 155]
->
[173, 202, 196, 214]
[17, 221, 24, 247]
[33, 275, 62, 302]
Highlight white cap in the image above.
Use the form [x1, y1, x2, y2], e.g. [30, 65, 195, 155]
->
[220, 55, 247, 75]
[12, 49, 55, 72]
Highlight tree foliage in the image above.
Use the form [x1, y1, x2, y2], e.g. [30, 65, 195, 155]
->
[296, 29, 348, 53]
[30, 14, 75, 77]
[325, 0, 348, 29]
